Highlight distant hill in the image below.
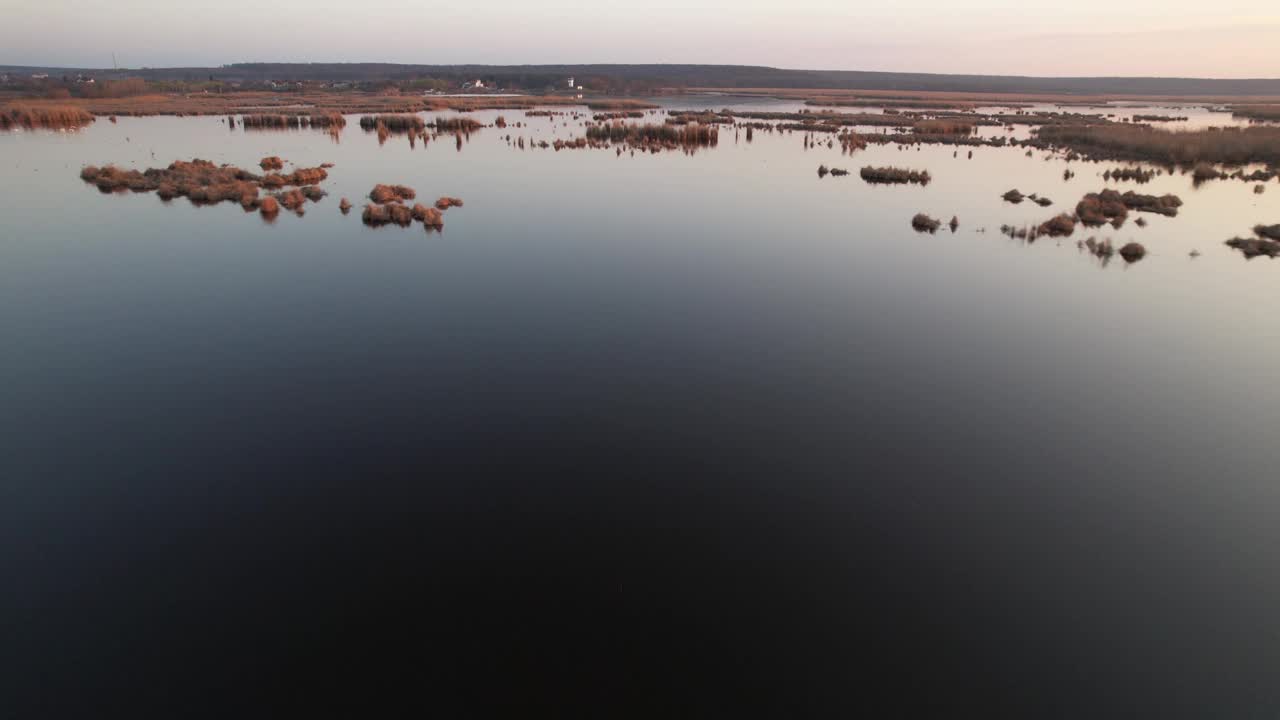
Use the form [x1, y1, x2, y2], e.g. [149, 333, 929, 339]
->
[4, 63, 1280, 96]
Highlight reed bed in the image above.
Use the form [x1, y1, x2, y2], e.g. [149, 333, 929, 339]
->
[584, 122, 719, 149]
[911, 119, 974, 135]
[1036, 124, 1280, 166]
[0, 104, 95, 130]
[594, 111, 646, 121]
[432, 117, 483, 133]
[1231, 105, 1280, 122]
[1104, 167, 1156, 183]
[359, 114, 425, 132]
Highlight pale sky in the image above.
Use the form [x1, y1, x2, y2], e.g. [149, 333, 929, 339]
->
[2, 0, 1277, 77]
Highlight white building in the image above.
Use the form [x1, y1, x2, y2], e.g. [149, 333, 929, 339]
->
[567, 76, 575, 88]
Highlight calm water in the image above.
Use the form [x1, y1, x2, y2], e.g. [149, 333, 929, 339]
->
[3, 102, 1280, 717]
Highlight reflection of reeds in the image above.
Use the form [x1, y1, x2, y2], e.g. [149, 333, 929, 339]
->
[0, 105, 95, 130]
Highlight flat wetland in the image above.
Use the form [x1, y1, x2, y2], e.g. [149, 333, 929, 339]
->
[5, 93, 1280, 715]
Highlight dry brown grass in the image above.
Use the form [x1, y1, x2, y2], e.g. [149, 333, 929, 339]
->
[260, 156, 284, 171]
[412, 204, 444, 228]
[1256, 224, 1280, 240]
[0, 104, 95, 130]
[362, 203, 413, 227]
[434, 197, 464, 210]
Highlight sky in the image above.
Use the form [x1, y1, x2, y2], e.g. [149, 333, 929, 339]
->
[1, 0, 1277, 77]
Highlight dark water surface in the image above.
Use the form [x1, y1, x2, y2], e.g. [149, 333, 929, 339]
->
[3, 106, 1280, 717]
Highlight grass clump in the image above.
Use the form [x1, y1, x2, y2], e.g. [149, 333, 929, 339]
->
[1255, 224, 1280, 240]
[434, 197, 464, 210]
[1038, 214, 1077, 237]
[911, 214, 941, 233]
[1225, 236, 1280, 259]
[1119, 242, 1146, 262]
[860, 166, 931, 185]
[370, 184, 416, 203]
